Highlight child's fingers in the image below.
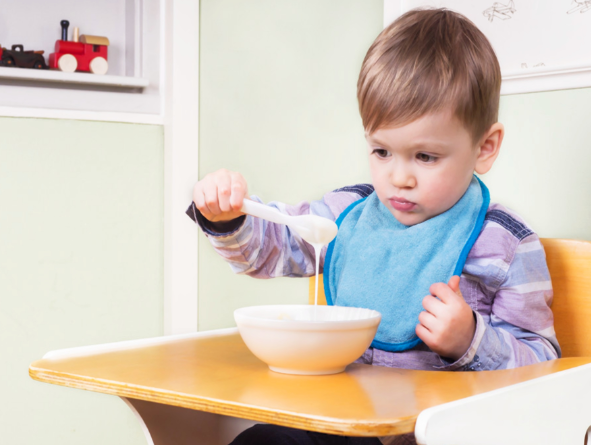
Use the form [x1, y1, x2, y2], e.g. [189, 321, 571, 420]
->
[193, 188, 214, 220]
[216, 174, 233, 213]
[229, 172, 247, 211]
[203, 183, 222, 216]
[415, 323, 435, 345]
[422, 293, 445, 316]
[429, 282, 458, 304]
[447, 275, 461, 295]
[193, 169, 246, 221]
[418, 310, 438, 331]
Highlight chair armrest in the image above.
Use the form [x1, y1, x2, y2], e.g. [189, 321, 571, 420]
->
[415, 360, 591, 445]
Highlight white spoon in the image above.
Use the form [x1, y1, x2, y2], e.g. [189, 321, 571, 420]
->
[241, 199, 338, 246]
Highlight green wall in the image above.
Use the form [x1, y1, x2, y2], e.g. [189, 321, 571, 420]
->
[488, 88, 591, 240]
[198, 0, 591, 332]
[0, 118, 162, 444]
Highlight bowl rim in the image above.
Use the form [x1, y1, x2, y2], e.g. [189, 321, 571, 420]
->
[233, 304, 381, 330]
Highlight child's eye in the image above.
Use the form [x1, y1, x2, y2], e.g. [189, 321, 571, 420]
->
[416, 153, 437, 163]
[372, 148, 391, 159]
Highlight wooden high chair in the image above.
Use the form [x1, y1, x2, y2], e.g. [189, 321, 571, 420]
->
[309, 238, 591, 358]
[29, 239, 591, 445]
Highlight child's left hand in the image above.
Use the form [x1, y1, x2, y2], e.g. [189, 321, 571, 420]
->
[415, 276, 476, 361]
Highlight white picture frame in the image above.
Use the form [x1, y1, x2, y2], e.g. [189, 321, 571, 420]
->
[384, 0, 591, 95]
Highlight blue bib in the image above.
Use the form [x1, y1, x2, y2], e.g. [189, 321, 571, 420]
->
[323, 176, 490, 352]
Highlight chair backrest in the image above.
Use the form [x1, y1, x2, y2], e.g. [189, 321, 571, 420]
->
[309, 238, 591, 358]
[541, 238, 591, 358]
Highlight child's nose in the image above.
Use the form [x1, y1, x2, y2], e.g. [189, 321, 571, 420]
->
[390, 164, 416, 188]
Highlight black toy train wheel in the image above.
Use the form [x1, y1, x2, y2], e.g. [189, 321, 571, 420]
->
[33, 61, 45, 69]
[3, 57, 15, 67]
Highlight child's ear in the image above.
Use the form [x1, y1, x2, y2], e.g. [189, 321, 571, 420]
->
[474, 122, 504, 175]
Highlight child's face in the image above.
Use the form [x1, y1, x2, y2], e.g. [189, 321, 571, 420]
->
[366, 109, 481, 226]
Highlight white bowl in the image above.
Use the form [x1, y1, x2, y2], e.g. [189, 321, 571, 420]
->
[234, 305, 381, 375]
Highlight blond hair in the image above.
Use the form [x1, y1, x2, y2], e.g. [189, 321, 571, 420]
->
[357, 8, 501, 145]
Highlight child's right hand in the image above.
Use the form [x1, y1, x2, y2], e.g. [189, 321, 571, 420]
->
[193, 169, 248, 222]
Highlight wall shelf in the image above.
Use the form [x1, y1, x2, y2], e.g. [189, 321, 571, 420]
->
[0, 0, 162, 119]
[0, 67, 149, 90]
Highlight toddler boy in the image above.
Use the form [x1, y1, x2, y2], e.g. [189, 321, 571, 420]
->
[188, 8, 559, 445]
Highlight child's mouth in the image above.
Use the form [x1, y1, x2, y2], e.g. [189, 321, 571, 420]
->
[389, 197, 416, 212]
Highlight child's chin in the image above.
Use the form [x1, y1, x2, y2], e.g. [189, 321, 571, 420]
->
[391, 210, 426, 226]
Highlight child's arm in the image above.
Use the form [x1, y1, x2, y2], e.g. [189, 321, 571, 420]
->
[188, 169, 371, 278]
[428, 232, 560, 371]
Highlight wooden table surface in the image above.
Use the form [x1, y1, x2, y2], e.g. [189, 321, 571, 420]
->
[29, 331, 591, 437]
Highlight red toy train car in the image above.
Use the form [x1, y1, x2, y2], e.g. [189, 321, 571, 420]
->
[48, 20, 110, 75]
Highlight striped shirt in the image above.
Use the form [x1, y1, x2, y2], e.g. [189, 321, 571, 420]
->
[187, 184, 561, 373]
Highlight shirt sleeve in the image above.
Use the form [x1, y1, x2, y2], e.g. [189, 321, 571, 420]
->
[185, 185, 372, 279]
[437, 233, 561, 371]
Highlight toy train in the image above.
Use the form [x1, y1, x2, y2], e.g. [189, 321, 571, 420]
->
[0, 20, 110, 75]
[49, 20, 110, 75]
